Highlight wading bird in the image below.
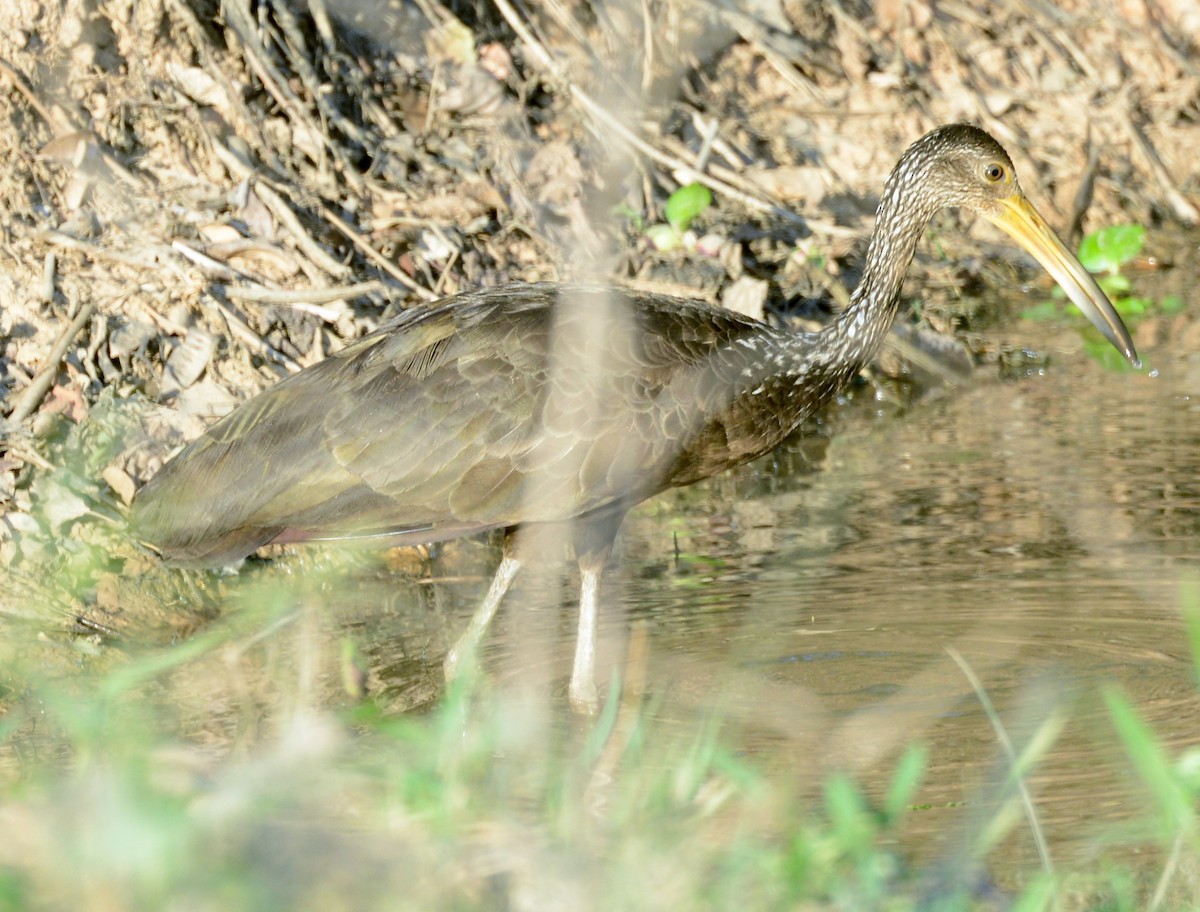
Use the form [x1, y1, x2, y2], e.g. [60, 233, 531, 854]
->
[133, 125, 1138, 712]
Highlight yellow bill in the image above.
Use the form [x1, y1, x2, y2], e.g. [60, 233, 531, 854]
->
[984, 194, 1140, 367]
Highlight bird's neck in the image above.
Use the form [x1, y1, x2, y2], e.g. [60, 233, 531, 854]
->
[823, 165, 940, 375]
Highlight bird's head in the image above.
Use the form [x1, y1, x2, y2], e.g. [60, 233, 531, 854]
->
[882, 124, 1138, 366]
[889, 123, 1021, 217]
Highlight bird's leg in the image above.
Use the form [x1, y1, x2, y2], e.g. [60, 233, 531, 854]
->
[569, 511, 623, 714]
[569, 557, 603, 713]
[443, 532, 522, 684]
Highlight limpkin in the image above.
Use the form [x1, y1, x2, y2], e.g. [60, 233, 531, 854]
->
[132, 125, 1138, 712]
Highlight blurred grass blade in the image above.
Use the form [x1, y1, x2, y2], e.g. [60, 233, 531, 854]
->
[948, 648, 1057, 876]
[883, 743, 927, 824]
[1103, 685, 1196, 841]
[1181, 579, 1200, 689]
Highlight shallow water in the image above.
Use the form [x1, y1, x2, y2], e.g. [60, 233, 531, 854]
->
[296, 272, 1200, 873]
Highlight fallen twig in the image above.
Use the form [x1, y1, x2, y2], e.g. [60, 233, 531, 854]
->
[489, 0, 834, 232]
[210, 139, 353, 280]
[1122, 105, 1199, 225]
[1066, 125, 1100, 245]
[315, 203, 438, 301]
[202, 293, 302, 374]
[7, 298, 100, 423]
[218, 280, 386, 305]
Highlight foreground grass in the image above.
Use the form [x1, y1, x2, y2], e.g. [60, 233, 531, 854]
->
[1, 571, 1198, 911]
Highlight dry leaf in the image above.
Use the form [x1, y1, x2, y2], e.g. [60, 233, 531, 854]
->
[42, 384, 88, 422]
[38, 132, 92, 166]
[101, 464, 137, 505]
[722, 277, 768, 321]
[161, 327, 215, 397]
[167, 62, 229, 108]
[173, 377, 239, 420]
[199, 223, 245, 244]
[424, 19, 475, 65]
[212, 243, 300, 282]
[745, 165, 828, 205]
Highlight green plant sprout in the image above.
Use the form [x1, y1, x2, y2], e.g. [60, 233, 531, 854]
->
[1023, 224, 1182, 369]
[644, 182, 713, 251]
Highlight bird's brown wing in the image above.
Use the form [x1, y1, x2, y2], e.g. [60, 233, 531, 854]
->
[312, 286, 741, 527]
[131, 284, 783, 565]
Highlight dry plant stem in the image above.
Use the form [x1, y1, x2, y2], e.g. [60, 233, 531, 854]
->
[689, 110, 747, 174]
[219, 280, 386, 305]
[39, 253, 55, 303]
[671, 133, 865, 239]
[271, 1, 368, 149]
[947, 647, 1055, 881]
[315, 203, 438, 301]
[210, 140, 352, 280]
[488, 0, 827, 232]
[306, 0, 337, 50]
[1122, 107, 1200, 225]
[172, 240, 247, 282]
[1066, 129, 1100, 245]
[692, 0, 826, 103]
[0, 58, 65, 131]
[213, 124, 432, 298]
[33, 230, 164, 269]
[7, 299, 100, 423]
[165, 0, 279, 170]
[222, 0, 332, 178]
[202, 294, 301, 373]
[259, 186, 358, 281]
[693, 117, 719, 173]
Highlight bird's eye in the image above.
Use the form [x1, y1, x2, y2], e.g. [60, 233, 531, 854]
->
[983, 162, 1006, 182]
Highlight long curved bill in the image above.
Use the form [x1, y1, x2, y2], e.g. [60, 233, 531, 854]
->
[984, 194, 1140, 367]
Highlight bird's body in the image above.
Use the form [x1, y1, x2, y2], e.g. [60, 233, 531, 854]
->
[132, 125, 1138, 711]
[134, 284, 864, 566]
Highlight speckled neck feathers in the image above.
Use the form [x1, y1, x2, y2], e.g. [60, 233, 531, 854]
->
[819, 131, 949, 378]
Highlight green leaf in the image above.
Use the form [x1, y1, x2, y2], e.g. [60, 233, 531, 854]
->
[1021, 301, 1060, 322]
[1082, 335, 1137, 373]
[1098, 273, 1131, 296]
[664, 182, 713, 232]
[1114, 295, 1151, 318]
[823, 774, 873, 851]
[1077, 224, 1144, 275]
[1160, 294, 1185, 314]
